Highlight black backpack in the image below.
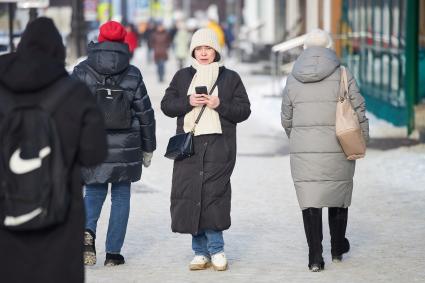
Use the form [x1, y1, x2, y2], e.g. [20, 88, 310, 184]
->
[85, 64, 132, 130]
[0, 78, 73, 231]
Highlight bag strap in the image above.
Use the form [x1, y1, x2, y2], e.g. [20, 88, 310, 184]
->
[339, 66, 349, 101]
[191, 70, 223, 133]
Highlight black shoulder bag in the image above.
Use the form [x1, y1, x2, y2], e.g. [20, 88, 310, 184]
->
[164, 73, 222, 161]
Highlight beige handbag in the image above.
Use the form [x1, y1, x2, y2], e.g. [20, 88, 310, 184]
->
[336, 67, 366, 160]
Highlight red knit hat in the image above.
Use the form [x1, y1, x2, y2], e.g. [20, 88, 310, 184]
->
[98, 21, 127, 43]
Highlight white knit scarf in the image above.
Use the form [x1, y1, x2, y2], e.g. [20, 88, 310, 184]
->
[183, 60, 223, 136]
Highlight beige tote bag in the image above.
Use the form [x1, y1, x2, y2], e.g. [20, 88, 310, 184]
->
[336, 67, 366, 160]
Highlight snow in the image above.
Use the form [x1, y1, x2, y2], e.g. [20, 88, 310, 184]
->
[85, 48, 425, 283]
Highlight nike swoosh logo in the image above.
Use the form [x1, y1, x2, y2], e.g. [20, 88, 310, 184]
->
[4, 207, 43, 226]
[9, 146, 51, 175]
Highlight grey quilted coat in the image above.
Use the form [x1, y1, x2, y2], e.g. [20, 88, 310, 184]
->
[281, 47, 369, 210]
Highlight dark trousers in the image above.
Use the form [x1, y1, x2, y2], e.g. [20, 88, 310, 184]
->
[302, 207, 350, 266]
[156, 59, 165, 82]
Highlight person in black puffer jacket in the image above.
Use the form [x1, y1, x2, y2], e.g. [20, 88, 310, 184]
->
[72, 21, 156, 267]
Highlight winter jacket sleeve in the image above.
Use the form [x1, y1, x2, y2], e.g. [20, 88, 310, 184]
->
[77, 86, 108, 166]
[161, 71, 193, 117]
[281, 84, 293, 138]
[215, 72, 251, 124]
[346, 69, 370, 143]
[133, 74, 156, 153]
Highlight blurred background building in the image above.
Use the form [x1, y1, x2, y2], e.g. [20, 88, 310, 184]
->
[0, 0, 424, 139]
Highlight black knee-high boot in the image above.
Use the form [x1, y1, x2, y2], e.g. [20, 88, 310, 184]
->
[328, 207, 350, 261]
[302, 208, 324, 271]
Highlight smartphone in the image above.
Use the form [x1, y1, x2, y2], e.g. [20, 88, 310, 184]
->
[195, 86, 208, 95]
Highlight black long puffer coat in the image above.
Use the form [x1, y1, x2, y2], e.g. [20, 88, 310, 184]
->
[0, 17, 107, 283]
[72, 41, 156, 184]
[161, 66, 251, 235]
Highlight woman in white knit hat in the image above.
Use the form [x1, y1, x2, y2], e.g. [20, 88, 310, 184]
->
[281, 28, 369, 271]
[161, 28, 251, 271]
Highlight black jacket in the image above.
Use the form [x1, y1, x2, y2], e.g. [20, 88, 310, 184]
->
[0, 18, 107, 283]
[73, 41, 156, 184]
[161, 66, 251, 235]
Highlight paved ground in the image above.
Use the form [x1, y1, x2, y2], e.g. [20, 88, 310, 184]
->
[85, 48, 425, 283]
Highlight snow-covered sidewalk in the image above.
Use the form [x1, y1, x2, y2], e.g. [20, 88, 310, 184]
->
[85, 50, 425, 283]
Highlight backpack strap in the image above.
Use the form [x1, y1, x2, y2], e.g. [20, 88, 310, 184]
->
[39, 77, 77, 114]
[113, 67, 130, 86]
[84, 63, 104, 84]
[0, 87, 16, 116]
[84, 63, 130, 86]
[0, 77, 75, 123]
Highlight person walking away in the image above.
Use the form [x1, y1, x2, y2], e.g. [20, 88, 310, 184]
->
[173, 21, 190, 69]
[124, 24, 139, 59]
[144, 19, 156, 63]
[207, 19, 225, 49]
[161, 28, 251, 271]
[0, 17, 107, 283]
[150, 23, 171, 82]
[281, 29, 369, 272]
[72, 20, 156, 267]
[223, 22, 235, 57]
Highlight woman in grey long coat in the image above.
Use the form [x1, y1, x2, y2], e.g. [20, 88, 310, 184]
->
[161, 28, 250, 271]
[281, 29, 369, 272]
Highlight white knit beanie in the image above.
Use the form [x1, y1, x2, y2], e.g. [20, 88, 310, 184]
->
[189, 28, 222, 60]
[304, 29, 333, 49]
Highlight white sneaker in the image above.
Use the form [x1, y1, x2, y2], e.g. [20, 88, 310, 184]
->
[189, 255, 211, 270]
[211, 252, 228, 271]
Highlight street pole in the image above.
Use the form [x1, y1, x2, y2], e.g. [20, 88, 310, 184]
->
[405, 0, 419, 135]
[234, 0, 242, 60]
[70, 0, 87, 60]
[183, 0, 190, 18]
[121, 0, 128, 24]
[8, 3, 15, 52]
[108, 0, 112, 21]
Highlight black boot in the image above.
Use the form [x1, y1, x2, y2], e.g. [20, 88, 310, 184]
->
[84, 229, 96, 266]
[328, 207, 350, 262]
[302, 208, 325, 272]
[104, 253, 125, 266]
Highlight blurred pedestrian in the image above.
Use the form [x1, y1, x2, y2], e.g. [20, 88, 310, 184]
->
[161, 28, 251, 271]
[144, 19, 156, 63]
[281, 29, 369, 272]
[150, 22, 171, 82]
[124, 24, 139, 58]
[223, 22, 235, 57]
[173, 22, 190, 69]
[0, 17, 107, 283]
[72, 20, 156, 267]
[207, 19, 225, 49]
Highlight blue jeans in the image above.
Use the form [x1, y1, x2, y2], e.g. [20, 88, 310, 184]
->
[192, 230, 224, 257]
[84, 182, 131, 254]
[156, 60, 165, 82]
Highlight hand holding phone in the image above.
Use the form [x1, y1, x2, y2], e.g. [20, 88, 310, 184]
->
[195, 86, 208, 95]
[190, 86, 208, 107]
